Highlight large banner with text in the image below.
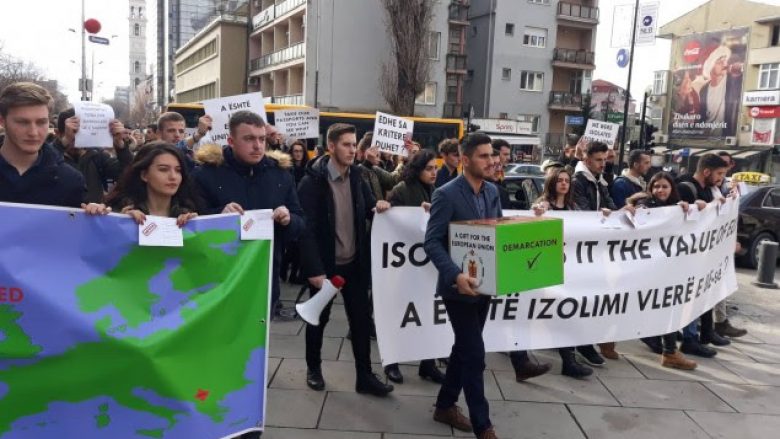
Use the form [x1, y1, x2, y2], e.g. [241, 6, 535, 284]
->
[371, 203, 739, 365]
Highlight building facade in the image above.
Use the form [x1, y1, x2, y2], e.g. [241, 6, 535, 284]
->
[173, 15, 249, 103]
[245, 0, 465, 118]
[655, 0, 780, 175]
[465, 0, 598, 156]
[129, 0, 149, 107]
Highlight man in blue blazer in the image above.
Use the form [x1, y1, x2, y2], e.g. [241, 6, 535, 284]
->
[424, 133, 501, 439]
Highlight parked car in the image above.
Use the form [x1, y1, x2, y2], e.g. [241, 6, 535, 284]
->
[505, 164, 544, 177]
[736, 185, 780, 268]
[502, 175, 545, 210]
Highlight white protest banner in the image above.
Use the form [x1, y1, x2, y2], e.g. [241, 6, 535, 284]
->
[73, 101, 115, 148]
[373, 111, 414, 157]
[202, 92, 267, 145]
[371, 205, 738, 366]
[582, 119, 621, 149]
[274, 108, 320, 139]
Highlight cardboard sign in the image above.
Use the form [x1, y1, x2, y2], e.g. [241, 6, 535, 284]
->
[73, 101, 115, 148]
[202, 92, 267, 145]
[373, 111, 414, 157]
[582, 120, 621, 149]
[449, 216, 564, 296]
[274, 108, 320, 139]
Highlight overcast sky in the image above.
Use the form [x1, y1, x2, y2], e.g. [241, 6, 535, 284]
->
[1, 0, 779, 108]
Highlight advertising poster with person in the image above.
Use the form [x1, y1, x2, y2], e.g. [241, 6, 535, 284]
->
[669, 28, 748, 140]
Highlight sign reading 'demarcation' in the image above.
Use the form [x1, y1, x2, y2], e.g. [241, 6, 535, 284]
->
[582, 119, 621, 149]
[373, 111, 414, 157]
[202, 92, 267, 145]
[273, 108, 320, 139]
[73, 101, 115, 148]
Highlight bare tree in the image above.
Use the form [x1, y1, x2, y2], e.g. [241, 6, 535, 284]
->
[379, 0, 434, 116]
[102, 98, 130, 125]
[129, 86, 155, 129]
[0, 43, 70, 114]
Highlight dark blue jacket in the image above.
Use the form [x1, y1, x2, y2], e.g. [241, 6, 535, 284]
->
[424, 175, 502, 303]
[297, 155, 377, 286]
[610, 174, 644, 208]
[192, 145, 305, 302]
[0, 143, 85, 207]
[435, 165, 458, 188]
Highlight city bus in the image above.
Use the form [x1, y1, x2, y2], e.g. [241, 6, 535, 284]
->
[164, 102, 464, 155]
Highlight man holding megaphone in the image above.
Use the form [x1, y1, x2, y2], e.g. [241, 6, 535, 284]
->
[297, 123, 394, 397]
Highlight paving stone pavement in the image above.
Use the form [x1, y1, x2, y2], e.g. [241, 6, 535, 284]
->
[262, 269, 780, 438]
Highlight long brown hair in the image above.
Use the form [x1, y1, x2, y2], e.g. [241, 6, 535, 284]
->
[537, 167, 574, 209]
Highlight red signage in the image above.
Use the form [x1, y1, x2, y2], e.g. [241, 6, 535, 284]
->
[0, 287, 24, 303]
[749, 106, 780, 118]
[682, 40, 702, 64]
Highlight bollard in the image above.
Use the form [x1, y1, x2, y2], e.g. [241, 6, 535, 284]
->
[752, 241, 779, 289]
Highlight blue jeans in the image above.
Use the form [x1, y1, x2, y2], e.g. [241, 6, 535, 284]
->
[683, 309, 713, 341]
[436, 296, 492, 436]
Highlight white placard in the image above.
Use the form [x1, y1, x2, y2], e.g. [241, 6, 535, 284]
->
[373, 111, 414, 157]
[636, 2, 660, 46]
[371, 206, 738, 365]
[240, 209, 274, 241]
[202, 92, 267, 145]
[73, 101, 115, 148]
[138, 216, 184, 247]
[274, 108, 320, 139]
[582, 119, 621, 149]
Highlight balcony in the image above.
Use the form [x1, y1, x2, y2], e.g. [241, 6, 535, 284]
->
[250, 42, 306, 72]
[557, 2, 599, 25]
[448, 1, 470, 25]
[275, 0, 305, 18]
[273, 94, 304, 105]
[446, 53, 467, 73]
[552, 48, 595, 69]
[252, 5, 275, 30]
[549, 91, 584, 111]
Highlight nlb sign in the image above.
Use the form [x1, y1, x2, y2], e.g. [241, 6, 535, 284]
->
[743, 90, 780, 106]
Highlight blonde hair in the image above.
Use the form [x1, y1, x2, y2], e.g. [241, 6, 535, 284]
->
[0, 82, 53, 117]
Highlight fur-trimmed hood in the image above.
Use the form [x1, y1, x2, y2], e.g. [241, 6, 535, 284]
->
[194, 143, 292, 169]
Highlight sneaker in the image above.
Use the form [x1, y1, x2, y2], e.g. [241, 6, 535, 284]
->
[576, 345, 605, 367]
[715, 319, 748, 338]
[661, 351, 697, 370]
[561, 360, 593, 379]
[356, 373, 394, 397]
[433, 405, 472, 432]
[680, 339, 717, 358]
[701, 330, 731, 346]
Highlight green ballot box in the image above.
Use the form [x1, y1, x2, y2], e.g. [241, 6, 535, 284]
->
[449, 216, 564, 296]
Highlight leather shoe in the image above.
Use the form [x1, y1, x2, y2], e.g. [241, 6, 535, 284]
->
[356, 373, 394, 397]
[418, 362, 446, 384]
[680, 339, 717, 358]
[433, 405, 472, 432]
[477, 427, 499, 439]
[701, 331, 731, 346]
[576, 345, 605, 367]
[306, 368, 325, 391]
[513, 360, 551, 382]
[384, 364, 404, 384]
[715, 319, 748, 338]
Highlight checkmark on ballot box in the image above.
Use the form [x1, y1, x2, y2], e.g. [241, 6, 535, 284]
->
[449, 216, 564, 296]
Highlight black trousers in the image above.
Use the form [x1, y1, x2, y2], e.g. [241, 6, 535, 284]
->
[436, 296, 492, 435]
[305, 261, 372, 377]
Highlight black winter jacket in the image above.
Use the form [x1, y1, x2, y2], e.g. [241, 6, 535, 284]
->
[0, 143, 85, 207]
[53, 139, 133, 203]
[297, 155, 377, 285]
[572, 163, 617, 211]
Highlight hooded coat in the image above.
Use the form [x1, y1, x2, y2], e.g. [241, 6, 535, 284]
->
[572, 161, 617, 211]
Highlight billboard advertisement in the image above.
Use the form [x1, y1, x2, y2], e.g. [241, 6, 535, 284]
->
[669, 28, 748, 140]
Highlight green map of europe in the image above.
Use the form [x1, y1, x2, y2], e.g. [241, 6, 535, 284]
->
[0, 203, 271, 438]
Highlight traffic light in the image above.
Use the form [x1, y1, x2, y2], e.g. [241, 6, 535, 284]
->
[644, 123, 658, 149]
[467, 123, 481, 133]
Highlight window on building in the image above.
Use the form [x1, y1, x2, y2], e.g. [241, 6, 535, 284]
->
[772, 24, 780, 47]
[134, 78, 141, 87]
[523, 27, 547, 48]
[517, 114, 541, 133]
[416, 82, 437, 105]
[428, 32, 441, 59]
[467, 69, 474, 81]
[134, 61, 140, 74]
[520, 71, 543, 92]
[134, 23, 140, 36]
[652, 71, 668, 95]
[505, 23, 515, 36]
[498, 113, 509, 119]
[139, 7, 143, 17]
[759, 63, 780, 89]
[130, 6, 135, 18]
[502, 68, 511, 80]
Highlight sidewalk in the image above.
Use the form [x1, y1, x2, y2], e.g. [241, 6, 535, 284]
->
[262, 268, 780, 438]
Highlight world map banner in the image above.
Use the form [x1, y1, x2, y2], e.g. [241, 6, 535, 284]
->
[0, 203, 271, 439]
[371, 203, 739, 366]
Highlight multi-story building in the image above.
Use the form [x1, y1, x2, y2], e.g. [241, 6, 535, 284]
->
[655, 0, 779, 176]
[155, 0, 247, 106]
[246, 0, 465, 117]
[173, 15, 248, 103]
[465, 0, 598, 157]
[129, 0, 148, 107]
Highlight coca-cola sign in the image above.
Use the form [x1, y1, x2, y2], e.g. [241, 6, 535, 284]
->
[682, 41, 701, 64]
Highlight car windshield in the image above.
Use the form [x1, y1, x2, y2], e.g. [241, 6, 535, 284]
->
[507, 165, 543, 176]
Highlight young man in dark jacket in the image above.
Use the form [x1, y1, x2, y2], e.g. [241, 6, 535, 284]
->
[53, 108, 133, 203]
[610, 149, 650, 208]
[297, 123, 394, 397]
[0, 82, 85, 207]
[435, 138, 460, 188]
[192, 110, 305, 321]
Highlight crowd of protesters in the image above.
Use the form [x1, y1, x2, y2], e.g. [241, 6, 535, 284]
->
[0, 82, 748, 439]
